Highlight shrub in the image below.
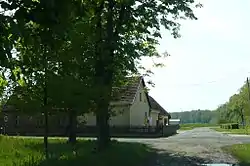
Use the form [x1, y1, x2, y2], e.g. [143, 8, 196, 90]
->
[220, 123, 239, 129]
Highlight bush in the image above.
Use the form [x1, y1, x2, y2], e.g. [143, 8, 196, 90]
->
[220, 123, 239, 129]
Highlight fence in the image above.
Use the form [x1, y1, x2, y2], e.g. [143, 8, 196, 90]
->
[1, 124, 180, 138]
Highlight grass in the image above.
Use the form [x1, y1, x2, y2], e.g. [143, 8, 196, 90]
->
[222, 144, 250, 165]
[214, 127, 250, 135]
[0, 135, 154, 166]
[179, 123, 217, 130]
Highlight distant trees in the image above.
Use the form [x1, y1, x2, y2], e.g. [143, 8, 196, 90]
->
[170, 109, 218, 124]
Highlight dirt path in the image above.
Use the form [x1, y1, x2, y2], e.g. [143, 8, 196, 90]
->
[118, 127, 250, 165]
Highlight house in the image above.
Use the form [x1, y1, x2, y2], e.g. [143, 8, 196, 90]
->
[0, 76, 171, 135]
[82, 76, 171, 127]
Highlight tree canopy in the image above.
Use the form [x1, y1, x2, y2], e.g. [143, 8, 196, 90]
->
[216, 81, 250, 125]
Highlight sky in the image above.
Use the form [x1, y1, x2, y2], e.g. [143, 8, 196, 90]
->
[142, 0, 250, 112]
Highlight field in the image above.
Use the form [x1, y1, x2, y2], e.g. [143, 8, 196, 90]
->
[222, 144, 250, 165]
[179, 123, 217, 130]
[214, 127, 250, 135]
[0, 135, 154, 166]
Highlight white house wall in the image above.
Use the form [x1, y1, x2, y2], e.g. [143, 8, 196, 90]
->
[129, 81, 150, 126]
[83, 105, 130, 126]
[109, 106, 130, 126]
[150, 109, 159, 126]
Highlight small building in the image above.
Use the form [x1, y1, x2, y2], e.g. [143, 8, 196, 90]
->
[82, 76, 171, 127]
[169, 119, 180, 125]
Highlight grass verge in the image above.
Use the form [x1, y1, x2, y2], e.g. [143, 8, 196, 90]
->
[179, 123, 217, 130]
[0, 135, 154, 166]
[214, 127, 250, 135]
[222, 144, 250, 165]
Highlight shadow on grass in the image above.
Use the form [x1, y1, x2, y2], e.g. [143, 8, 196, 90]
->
[11, 139, 223, 166]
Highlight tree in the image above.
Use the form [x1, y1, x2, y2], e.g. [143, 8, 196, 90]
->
[1, 0, 80, 158]
[83, 0, 202, 150]
[216, 81, 250, 125]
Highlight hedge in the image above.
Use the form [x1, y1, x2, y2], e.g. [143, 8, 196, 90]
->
[220, 123, 239, 129]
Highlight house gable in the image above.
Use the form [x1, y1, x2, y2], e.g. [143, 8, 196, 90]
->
[129, 77, 151, 126]
[148, 96, 170, 118]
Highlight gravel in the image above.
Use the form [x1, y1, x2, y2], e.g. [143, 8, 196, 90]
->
[117, 127, 250, 166]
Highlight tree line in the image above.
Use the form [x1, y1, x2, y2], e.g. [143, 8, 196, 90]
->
[170, 109, 218, 124]
[0, 0, 202, 156]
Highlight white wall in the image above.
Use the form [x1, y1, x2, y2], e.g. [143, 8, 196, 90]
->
[129, 81, 150, 126]
[83, 112, 96, 126]
[83, 105, 130, 126]
[109, 106, 130, 126]
[150, 110, 159, 126]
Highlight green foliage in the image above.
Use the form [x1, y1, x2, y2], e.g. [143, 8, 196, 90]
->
[171, 109, 218, 124]
[216, 81, 250, 125]
[222, 144, 250, 165]
[220, 123, 239, 129]
[214, 126, 250, 135]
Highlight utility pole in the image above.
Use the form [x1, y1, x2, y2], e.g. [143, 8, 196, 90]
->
[247, 77, 250, 103]
[246, 77, 250, 132]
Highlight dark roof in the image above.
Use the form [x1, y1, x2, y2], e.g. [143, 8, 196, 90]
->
[112, 76, 151, 107]
[148, 96, 170, 117]
[112, 76, 141, 103]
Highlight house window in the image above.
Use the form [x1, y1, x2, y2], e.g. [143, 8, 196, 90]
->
[15, 116, 20, 126]
[37, 118, 44, 127]
[59, 117, 66, 126]
[139, 93, 142, 101]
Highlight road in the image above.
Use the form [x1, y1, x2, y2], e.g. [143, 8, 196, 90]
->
[116, 128, 250, 165]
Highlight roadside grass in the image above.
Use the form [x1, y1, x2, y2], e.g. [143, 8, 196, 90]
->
[179, 123, 217, 130]
[214, 127, 250, 135]
[222, 144, 250, 165]
[0, 135, 154, 166]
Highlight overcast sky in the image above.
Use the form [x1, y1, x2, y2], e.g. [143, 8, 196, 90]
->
[143, 0, 250, 112]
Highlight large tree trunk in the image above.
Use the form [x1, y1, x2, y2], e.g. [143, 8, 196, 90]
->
[43, 47, 49, 159]
[240, 109, 245, 128]
[96, 99, 110, 150]
[93, 0, 117, 151]
[68, 109, 77, 144]
[94, 57, 113, 151]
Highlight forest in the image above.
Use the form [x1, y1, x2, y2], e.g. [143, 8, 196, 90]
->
[170, 109, 218, 124]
